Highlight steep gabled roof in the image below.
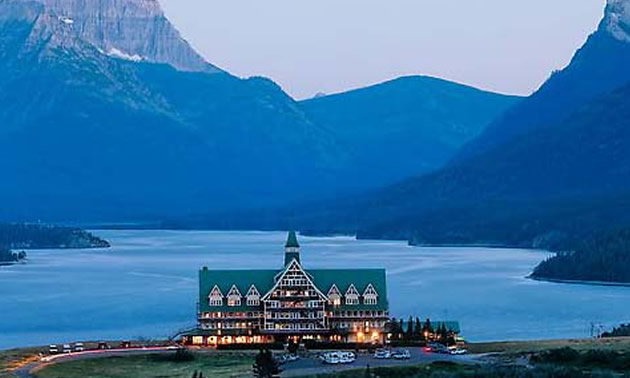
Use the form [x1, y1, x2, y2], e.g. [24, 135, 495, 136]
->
[310, 269, 388, 311]
[199, 268, 277, 312]
[199, 267, 388, 312]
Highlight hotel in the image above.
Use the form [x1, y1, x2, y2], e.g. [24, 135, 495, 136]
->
[183, 232, 389, 346]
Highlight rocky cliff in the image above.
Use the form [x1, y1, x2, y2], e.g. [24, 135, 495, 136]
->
[1, 0, 221, 72]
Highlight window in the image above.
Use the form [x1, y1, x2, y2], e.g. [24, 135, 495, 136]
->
[345, 284, 360, 305]
[209, 285, 224, 307]
[327, 284, 342, 306]
[246, 285, 261, 306]
[226, 285, 242, 307]
[364, 297, 377, 305]
[210, 298, 223, 306]
[363, 284, 378, 306]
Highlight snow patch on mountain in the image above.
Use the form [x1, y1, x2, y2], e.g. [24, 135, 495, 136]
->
[58, 16, 73, 25]
[605, 0, 630, 42]
[3, 0, 221, 73]
[107, 47, 144, 62]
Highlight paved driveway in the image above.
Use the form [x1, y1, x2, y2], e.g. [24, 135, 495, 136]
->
[282, 348, 479, 377]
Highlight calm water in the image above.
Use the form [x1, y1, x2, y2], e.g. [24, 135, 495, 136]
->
[1, 230, 630, 350]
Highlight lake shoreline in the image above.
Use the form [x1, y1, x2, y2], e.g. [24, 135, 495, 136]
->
[528, 276, 630, 288]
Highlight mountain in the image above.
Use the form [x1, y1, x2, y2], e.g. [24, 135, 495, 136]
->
[0, 0, 522, 223]
[0, 0, 342, 221]
[300, 76, 520, 188]
[458, 0, 630, 160]
[356, 82, 630, 245]
[6, 0, 221, 72]
[286, 0, 630, 247]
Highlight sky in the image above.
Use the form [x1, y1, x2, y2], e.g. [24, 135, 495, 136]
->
[160, 0, 606, 100]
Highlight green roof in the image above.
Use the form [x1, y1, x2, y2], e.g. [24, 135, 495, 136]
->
[285, 231, 300, 248]
[199, 268, 276, 312]
[198, 267, 388, 312]
[310, 269, 388, 311]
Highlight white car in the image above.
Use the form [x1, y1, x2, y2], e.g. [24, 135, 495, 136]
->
[74, 343, 85, 352]
[392, 349, 411, 359]
[338, 352, 356, 364]
[48, 345, 59, 354]
[449, 348, 468, 355]
[374, 349, 391, 359]
[286, 354, 300, 362]
[62, 344, 72, 354]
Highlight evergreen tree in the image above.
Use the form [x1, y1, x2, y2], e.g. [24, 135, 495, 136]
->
[414, 317, 423, 340]
[252, 349, 281, 378]
[437, 323, 448, 344]
[423, 318, 433, 339]
[405, 316, 414, 340]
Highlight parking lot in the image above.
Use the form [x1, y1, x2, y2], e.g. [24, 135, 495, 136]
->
[281, 347, 479, 377]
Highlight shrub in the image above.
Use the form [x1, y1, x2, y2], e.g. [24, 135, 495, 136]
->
[150, 348, 195, 363]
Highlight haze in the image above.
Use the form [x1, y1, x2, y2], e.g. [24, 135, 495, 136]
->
[161, 0, 605, 99]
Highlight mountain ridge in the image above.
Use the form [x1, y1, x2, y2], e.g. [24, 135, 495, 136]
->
[1, 0, 222, 72]
[456, 0, 630, 160]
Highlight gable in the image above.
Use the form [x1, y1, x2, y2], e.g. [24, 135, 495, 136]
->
[199, 268, 277, 312]
[309, 268, 388, 311]
[198, 267, 388, 312]
[262, 259, 327, 301]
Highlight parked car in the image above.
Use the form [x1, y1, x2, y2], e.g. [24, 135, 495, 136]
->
[323, 354, 340, 364]
[121, 341, 132, 349]
[392, 349, 411, 359]
[321, 351, 355, 364]
[426, 343, 449, 354]
[338, 351, 356, 364]
[286, 354, 300, 362]
[97, 342, 109, 350]
[74, 343, 85, 352]
[48, 345, 59, 354]
[62, 344, 72, 354]
[449, 348, 468, 355]
[374, 349, 391, 359]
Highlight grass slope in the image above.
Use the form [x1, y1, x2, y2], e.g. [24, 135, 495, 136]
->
[34, 353, 253, 378]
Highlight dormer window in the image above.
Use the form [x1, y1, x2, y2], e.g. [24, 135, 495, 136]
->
[246, 285, 261, 306]
[345, 284, 360, 305]
[327, 284, 342, 306]
[363, 284, 378, 305]
[208, 285, 224, 307]
[227, 285, 242, 307]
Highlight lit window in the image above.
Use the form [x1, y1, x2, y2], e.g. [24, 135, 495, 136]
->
[209, 285, 224, 307]
[345, 284, 360, 305]
[363, 284, 378, 305]
[227, 285, 242, 307]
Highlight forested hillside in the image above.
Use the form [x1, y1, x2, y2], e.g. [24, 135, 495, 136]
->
[532, 229, 630, 283]
[0, 223, 109, 249]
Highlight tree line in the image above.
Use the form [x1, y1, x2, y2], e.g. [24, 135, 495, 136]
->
[386, 317, 456, 345]
[0, 245, 26, 263]
[531, 228, 630, 283]
[0, 223, 109, 249]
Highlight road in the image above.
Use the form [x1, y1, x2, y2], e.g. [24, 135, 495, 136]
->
[13, 347, 177, 378]
[13, 347, 480, 378]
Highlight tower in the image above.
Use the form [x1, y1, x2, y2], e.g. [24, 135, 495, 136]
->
[284, 231, 301, 266]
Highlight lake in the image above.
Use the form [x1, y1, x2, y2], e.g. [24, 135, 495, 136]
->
[1, 230, 629, 350]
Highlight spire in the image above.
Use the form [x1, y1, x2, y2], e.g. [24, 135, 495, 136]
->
[284, 231, 301, 266]
[285, 230, 300, 249]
